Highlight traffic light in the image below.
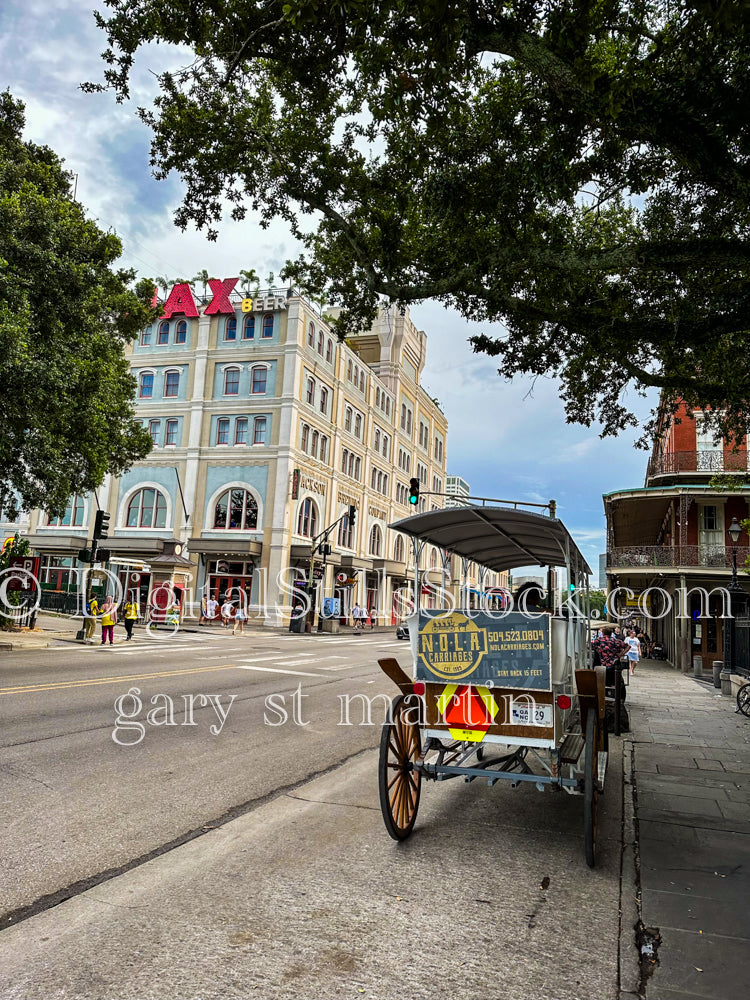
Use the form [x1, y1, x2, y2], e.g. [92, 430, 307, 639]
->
[408, 478, 420, 505]
[348, 504, 356, 527]
[77, 548, 92, 563]
[97, 549, 111, 563]
[93, 510, 110, 540]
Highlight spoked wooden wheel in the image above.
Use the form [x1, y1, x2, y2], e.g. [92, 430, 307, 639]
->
[379, 694, 422, 840]
[583, 709, 599, 868]
[737, 683, 750, 718]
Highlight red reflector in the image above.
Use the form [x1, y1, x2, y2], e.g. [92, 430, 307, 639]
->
[413, 682, 426, 696]
[556, 695, 572, 710]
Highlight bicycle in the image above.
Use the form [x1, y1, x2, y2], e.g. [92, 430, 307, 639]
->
[737, 681, 750, 718]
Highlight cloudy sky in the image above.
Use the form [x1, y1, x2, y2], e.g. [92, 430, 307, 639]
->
[1, 0, 656, 581]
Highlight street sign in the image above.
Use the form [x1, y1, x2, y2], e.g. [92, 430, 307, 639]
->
[291, 468, 301, 500]
[6, 556, 40, 590]
[312, 567, 324, 581]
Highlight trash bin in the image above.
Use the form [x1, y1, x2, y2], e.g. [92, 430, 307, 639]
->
[693, 654, 703, 678]
[289, 613, 306, 633]
[712, 660, 723, 689]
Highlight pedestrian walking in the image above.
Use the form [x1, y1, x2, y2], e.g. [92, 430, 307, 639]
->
[199, 595, 208, 625]
[123, 597, 138, 641]
[352, 602, 362, 634]
[84, 596, 98, 644]
[232, 602, 246, 635]
[625, 629, 641, 675]
[206, 596, 218, 624]
[100, 595, 117, 646]
[220, 598, 234, 628]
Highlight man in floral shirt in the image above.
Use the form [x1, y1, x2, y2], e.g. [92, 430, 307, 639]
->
[593, 626, 629, 675]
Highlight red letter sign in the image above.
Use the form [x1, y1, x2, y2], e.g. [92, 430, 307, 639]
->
[161, 282, 199, 319]
[204, 277, 239, 315]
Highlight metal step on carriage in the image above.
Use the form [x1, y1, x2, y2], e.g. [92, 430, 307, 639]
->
[377, 499, 608, 868]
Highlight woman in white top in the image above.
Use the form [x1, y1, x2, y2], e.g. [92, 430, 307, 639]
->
[220, 600, 234, 627]
[625, 629, 641, 675]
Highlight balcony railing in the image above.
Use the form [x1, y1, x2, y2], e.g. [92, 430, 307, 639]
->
[647, 449, 748, 479]
[608, 545, 750, 570]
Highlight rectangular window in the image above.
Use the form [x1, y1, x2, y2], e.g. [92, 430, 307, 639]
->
[141, 329, 152, 346]
[235, 418, 248, 445]
[148, 419, 160, 444]
[139, 373, 154, 398]
[253, 416, 267, 445]
[252, 368, 268, 394]
[165, 420, 178, 446]
[262, 315, 274, 338]
[175, 322, 187, 344]
[217, 418, 230, 445]
[224, 368, 240, 395]
[164, 371, 180, 397]
[157, 324, 169, 345]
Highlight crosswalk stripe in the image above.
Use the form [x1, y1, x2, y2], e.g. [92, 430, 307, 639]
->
[234, 665, 320, 677]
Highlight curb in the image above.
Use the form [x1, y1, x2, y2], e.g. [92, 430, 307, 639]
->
[619, 739, 643, 999]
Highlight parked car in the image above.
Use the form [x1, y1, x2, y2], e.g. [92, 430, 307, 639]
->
[396, 620, 410, 640]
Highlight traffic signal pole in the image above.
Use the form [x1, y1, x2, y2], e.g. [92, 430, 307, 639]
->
[305, 506, 356, 632]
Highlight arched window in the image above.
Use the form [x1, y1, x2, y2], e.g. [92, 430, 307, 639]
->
[317, 331, 324, 355]
[359, 371, 365, 392]
[225, 316, 237, 340]
[157, 321, 170, 345]
[320, 386, 328, 413]
[262, 314, 274, 338]
[48, 495, 85, 527]
[320, 436, 328, 463]
[354, 413, 362, 437]
[127, 488, 167, 528]
[326, 339, 333, 362]
[243, 315, 255, 339]
[139, 372, 154, 398]
[251, 366, 267, 394]
[337, 512, 354, 548]
[344, 406, 352, 432]
[301, 423, 310, 452]
[341, 447, 349, 473]
[296, 498, 318, 537]
[224, 368, 240, 395]
[164, 370, 180, 397]
[430, 547, 439, 569]
[311, 429, 319, 458]
[308, 322, 315, 347]
[213, 489, 258, 529]
[175, 320, 187, 344]
[306, 377, 315, 404]
[348, 452, 355, 477]
[354, 457, 361, 480]
[394, 535, 405, 562]
[374, 428, 380, 450]
[253, 416, 267, 444]
[369, 524, 382, 556]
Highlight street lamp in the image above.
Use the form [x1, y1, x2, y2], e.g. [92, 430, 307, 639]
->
[728, 517, 742, 590]
[722, 517, 744, 692]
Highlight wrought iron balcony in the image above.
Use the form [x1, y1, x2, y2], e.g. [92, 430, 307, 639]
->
[607, 545, 750, 570]
[647, 450, 748, 479]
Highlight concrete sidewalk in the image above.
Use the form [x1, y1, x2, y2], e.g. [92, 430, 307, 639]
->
[0, 612, 397, 650]
[622, 659, 750, 1000]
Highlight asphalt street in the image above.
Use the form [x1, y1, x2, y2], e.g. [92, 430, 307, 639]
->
[0, 626, 624, 999]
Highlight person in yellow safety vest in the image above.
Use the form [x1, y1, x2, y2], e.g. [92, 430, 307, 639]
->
[100, 595, 117, 646]
[84, 596, 98, 644]
[123, 599, 139, 641]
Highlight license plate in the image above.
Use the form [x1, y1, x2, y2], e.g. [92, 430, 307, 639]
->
[510, 702, 552, 726]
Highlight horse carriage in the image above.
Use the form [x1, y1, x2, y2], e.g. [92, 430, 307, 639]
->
[377, 500, 608, 867]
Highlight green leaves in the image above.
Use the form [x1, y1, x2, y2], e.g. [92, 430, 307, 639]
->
[0, 91, 157, 517]
[88, 2, 750, 440]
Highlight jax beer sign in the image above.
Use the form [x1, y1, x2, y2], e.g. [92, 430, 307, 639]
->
[159, 277, 288, 319]
[417, 611, 551, 691]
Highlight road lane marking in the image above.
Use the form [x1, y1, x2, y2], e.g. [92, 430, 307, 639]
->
[234, 665, 320, 677]
[0, 664, 242, 696]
